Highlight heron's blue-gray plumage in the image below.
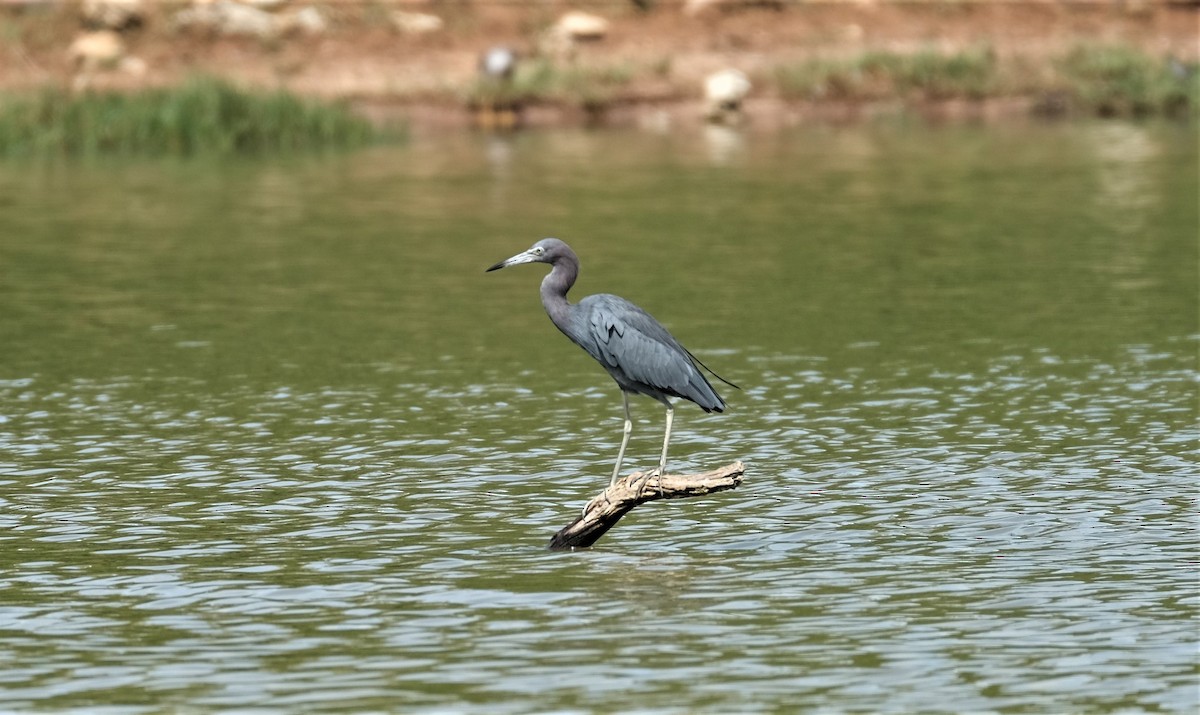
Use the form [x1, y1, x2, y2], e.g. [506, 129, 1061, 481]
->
[572, 294, 724, 412]
[489, 237, 727, 414]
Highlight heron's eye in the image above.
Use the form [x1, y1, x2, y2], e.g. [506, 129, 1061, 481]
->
[534, 247, 545, 256]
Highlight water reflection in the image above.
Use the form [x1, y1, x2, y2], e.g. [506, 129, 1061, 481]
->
[1080, 123, 1168, 295]
[703, 124, 746, 166]
[1085, 122, 1161, 235]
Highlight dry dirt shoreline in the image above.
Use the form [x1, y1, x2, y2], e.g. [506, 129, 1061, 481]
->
[3, 1, 1197, 130]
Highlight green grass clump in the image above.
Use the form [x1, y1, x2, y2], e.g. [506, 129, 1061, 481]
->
[1056, 44, 1198, 117]
[0, 77, 378, 156]
[775, 46, 998, 101]
[888, 47, 997, 99]
[774, 43, 1197, 118]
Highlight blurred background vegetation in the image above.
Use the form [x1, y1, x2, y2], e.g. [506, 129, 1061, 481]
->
[0, 0, 1195, 154]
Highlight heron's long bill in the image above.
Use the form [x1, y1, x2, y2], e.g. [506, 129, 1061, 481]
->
[486, 248, 539, 272]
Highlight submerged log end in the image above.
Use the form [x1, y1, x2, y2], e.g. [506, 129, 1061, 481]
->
[548, 461, 745, 551]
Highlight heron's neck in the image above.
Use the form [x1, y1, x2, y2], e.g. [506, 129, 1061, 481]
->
[540, 259, 577, 329]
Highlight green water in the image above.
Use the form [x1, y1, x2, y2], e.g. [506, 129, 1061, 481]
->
[0, 121, 1196, 713]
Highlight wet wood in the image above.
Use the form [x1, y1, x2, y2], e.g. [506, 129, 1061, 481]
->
[548, 461, 745, 550]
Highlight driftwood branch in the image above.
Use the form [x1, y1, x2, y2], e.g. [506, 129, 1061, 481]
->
[548, 461, 745, 550]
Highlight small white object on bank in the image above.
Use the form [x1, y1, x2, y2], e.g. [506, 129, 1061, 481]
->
[392, 11, 444, 35]
[704, 68, 752, 122]
[69, 30, 125, 70]
[173, 1, 280, 39]
[555, 11, 609, 42]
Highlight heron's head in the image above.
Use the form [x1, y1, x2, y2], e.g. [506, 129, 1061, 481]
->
[486, 238, 572, 272]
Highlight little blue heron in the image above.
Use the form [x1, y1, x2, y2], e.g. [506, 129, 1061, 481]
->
[487, 238, 736, 491]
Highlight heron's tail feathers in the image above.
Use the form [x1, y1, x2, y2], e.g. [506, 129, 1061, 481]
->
[686, 349, 741, 391]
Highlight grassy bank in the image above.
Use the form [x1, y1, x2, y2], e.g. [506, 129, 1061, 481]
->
[463, 43, 1196, 120]
[773, 44, 1197, 117]
[1055, 44, 1196, 117]
[0, 78, 379, 156]
[0, 46, 1192, 154]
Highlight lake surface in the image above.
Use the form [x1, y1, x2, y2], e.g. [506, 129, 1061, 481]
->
[0, 120, 1196, 713]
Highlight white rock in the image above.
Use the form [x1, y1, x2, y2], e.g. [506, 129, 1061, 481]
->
[683, 0, 724, 16]
[68, 30, 125, 70]
[119, 55, 147, 76]
[282, 6, 327, 35]
[705, 68, 751, 109]
[391, 11, 443, 35]
[82, 0, 144, 30]
[173, 1, 280, 39]
[555, 11, 609, 41]
[704, 68, 751, 122]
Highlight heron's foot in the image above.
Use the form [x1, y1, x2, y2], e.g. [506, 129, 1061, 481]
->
[581, 495, 600, 519]
[634, 468, 663, 499]
[633, 470, 648, 498]
[582, 489, 615, 518]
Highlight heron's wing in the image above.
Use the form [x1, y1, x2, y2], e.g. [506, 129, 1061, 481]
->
[580, 295, 720, 407]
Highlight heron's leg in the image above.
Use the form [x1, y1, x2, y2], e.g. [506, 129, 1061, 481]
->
[610, 392, 634, 487]
[636, 400, 673, 498]
[586, 394, 633, 518]
[658, 402, 674, 478]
